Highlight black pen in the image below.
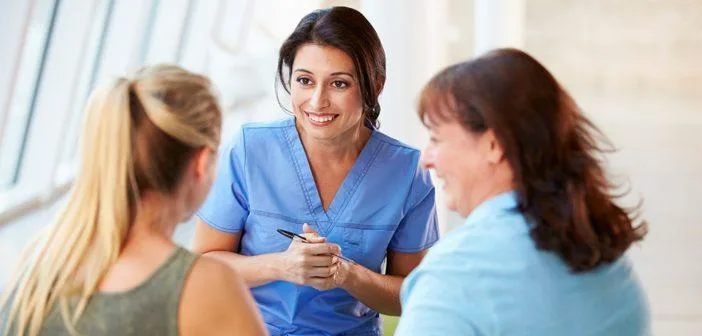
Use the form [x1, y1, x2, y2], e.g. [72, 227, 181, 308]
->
[276, 229, 355, 264]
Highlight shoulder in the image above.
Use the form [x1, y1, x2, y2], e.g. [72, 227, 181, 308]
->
[218, 118, 294, 162]
[179, 256, 263, 335]
[426, 211, 531, 270]
[370, 131, 434, 203]
[186, 255, 239, 284]
[242, 117, 294, 131]
[223, 117, 294, 147]
[372, 131, 421, 158]
[399, 230, 499, 335]
[181, 256, 243, 308]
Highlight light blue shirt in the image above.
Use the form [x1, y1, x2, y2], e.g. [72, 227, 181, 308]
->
[396, 191, 650, 336]
[197, 118, 439, 336]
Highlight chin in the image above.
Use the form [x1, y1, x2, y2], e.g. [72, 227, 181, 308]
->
[179, 210, 196, 224]
[445, 198, 458, 213]
[300, 121, 335, 137]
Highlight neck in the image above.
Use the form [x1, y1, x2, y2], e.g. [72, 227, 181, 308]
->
[124, 190, 179, 250]
[462, 164, 516, 217]
[297, 121, 371, 163]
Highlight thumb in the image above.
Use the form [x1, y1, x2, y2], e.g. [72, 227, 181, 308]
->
[302, 223, 325, 243]
[303, 223, 317, 235]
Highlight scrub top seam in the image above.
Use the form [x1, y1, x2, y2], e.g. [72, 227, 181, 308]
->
[280, 127, 317, 223]
[250, 209, 398, 230]
[331, 137, 383, 223]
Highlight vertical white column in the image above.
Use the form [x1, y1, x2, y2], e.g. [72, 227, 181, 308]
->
[474, 0, 525, 55]
[361, 0, 450, 147]
[362, 0, 453, 233]
[361, 0, 417, 147]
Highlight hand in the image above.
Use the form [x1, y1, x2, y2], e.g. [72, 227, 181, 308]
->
[300, 224, 354, 291]
[315, 253, 354, 291]
[277, 224, 341, 289]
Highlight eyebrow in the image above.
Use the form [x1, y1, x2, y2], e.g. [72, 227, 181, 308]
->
[293, 68, 355, 78]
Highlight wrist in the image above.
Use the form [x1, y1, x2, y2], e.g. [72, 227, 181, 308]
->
[267, 252, 286, 281]
[339, 261, 359, 290]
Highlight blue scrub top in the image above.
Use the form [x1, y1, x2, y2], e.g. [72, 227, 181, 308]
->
[396, 191, 651, 336]
[197, 118, 439, 336]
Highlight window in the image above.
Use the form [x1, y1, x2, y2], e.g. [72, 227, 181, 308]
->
[57, 0, 115, 178]
[0, 0, 59, 190]
[177, 0, 220, 72]
[140, 0, 192, 65]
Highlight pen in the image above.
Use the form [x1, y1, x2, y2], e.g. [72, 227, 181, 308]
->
[276, 229, 355, 264]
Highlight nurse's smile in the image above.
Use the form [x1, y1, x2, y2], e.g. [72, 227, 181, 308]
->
[305, 112, 339, 127]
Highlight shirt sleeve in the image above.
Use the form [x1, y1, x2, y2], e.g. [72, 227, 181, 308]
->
[395, 247, 496, 336]
[388, 167, 439, 253]
[196, 127, 249, 233]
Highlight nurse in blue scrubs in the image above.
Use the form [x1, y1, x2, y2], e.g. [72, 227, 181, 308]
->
[193, 6, 439, 336]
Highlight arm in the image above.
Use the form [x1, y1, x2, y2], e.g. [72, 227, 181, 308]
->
[330, 167, 439, 315]
[193, 220, 341, 288]
[336, 167, 439, 315]
[179, 256, 268, 336]
[394, 232, 496, 336]
[192, 220, 282, 287]
[393, 270, 482, 336]
[338, 250, 427, 316]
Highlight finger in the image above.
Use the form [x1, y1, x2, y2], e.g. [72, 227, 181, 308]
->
[305, 243, 341, 255]
[303, 235, 326, 243]
[306, 277, 334, 290]
[303, 223, 317, 235]
[302, 255, 336, 267]
[306, 265, 337, 277]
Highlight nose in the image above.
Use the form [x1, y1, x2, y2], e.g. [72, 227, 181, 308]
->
[308, 85, 330, 111]
[419, 146, 434, 170]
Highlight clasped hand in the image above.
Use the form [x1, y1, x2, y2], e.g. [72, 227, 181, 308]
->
[278, 224, 351, 291]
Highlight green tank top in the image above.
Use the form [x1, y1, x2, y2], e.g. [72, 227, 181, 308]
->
[8, 247, 198, 336]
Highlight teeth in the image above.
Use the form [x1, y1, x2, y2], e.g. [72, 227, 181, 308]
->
[309, 114, 334, 123]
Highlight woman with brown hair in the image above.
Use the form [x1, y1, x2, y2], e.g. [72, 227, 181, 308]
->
[193, 6, 438, 336]
[396, 48, 650, 335]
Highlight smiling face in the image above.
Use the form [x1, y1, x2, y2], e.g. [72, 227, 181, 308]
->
[290, 44, 365, 141]
[420, 113, 514, 217]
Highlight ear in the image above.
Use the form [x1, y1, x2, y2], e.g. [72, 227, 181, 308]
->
[192, 147, 215, 181]
[482, 129, 505, 165]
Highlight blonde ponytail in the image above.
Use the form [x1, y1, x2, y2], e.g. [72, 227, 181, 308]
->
[1, 65, 221, 335]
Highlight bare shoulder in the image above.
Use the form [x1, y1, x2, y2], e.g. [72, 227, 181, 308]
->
[188, 255, 238, 286]
[179, 255, 267, 336]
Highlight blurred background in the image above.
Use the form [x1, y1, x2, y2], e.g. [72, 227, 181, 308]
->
[0, 0, 700, 334]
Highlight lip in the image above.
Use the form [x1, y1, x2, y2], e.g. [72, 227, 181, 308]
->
[305, 112, 339, 127]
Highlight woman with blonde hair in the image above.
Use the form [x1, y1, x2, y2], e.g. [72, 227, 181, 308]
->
[0, 65, 266, 335]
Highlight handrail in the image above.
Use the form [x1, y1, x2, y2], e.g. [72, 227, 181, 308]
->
[0, 179, 71, 227]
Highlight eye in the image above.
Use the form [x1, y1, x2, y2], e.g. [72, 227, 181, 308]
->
[331, 80, 348, 89]
[429, 136, 440, 143]
[296, 77, 313, 86]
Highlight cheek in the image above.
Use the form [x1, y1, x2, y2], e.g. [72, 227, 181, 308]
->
[439, 146, 481, 185]
[434, 146, 462, 176]
[290, 88, 307, 111]
[336, 91, 363, 116]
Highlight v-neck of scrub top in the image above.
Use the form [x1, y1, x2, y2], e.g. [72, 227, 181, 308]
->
[282, 122, 381, 237]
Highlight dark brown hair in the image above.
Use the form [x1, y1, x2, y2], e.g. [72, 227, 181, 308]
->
[419, 48, 646, 272]
[276, 6, 386, 129]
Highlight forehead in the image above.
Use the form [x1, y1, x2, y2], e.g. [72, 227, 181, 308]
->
[292, 44, 355, 74]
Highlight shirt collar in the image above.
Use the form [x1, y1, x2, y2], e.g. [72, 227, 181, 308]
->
[464, 190, 519, 227]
